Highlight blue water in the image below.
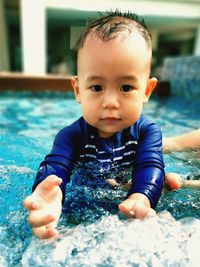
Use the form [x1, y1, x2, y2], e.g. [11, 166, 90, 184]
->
[0, 92, 200, 266]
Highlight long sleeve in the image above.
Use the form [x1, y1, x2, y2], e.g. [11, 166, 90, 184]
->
[128, 116, 165, 208]
[32, 118, 85, 200]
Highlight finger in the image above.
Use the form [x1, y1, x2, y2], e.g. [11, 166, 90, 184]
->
[146, 209, 156, 217]
[29, 211, 56, 228]
[33, 226, 58, 239]
[40, 175, 62, 192]
[106, 179, 120, 187]
[119, 200, 154, 219]
[23, 196, 41, 211]
[133, 203, 155, 219]
[129, 201, 146, 219]
[118, 201, 134, 217]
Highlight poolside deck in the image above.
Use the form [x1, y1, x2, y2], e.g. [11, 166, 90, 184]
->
[0, 72, 73, 91]
[0, 72, 170, 96]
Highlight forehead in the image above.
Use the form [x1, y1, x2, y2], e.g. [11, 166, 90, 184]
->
[77, 30, 152, 70]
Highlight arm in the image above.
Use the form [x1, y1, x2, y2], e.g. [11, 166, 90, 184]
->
[24, 119, 83, 238]
[165, 172, 200, 190]
[119, 118, 165, 219]
[119, 167, 163, 219]
[163, 128, 200, 153]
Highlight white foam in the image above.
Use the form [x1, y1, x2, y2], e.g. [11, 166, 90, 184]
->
[0, 165, 33, 175]
[22, 211, 200, 267]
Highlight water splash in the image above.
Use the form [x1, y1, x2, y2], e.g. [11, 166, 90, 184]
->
[21, 212, 200, 267]
[1, 93, 200, 266]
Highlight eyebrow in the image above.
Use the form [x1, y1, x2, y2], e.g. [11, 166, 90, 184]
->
[86, 76, 104, 82]
[117, 75, 138, 82]
[86, 75, 138, 82]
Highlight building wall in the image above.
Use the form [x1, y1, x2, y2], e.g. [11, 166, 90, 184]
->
[0, 0, 10, 71]
[1, 0, 200, 75]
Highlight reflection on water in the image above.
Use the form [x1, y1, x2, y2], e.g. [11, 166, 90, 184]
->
[0, 92, 200, 266]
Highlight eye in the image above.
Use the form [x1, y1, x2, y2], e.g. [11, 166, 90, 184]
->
[120, 84, 134, 92]
[90, 85, 103, 92]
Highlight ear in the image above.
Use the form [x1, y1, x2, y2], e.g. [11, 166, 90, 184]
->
[143, 77, 157, 103]
[71, 76, 81, 103]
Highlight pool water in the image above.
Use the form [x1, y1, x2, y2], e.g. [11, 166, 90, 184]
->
[0, 92, 200, 267]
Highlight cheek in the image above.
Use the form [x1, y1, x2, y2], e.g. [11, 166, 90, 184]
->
[81, 100, 96, 119]
[123, 100, 143, 120]
[126, 95, 143, 109]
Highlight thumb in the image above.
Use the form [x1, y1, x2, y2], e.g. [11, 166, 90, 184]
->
[118, 199, 135, 217]
[35, 175, 63, 203]
[146, 208, 156, 217]
[38, 175, 62, 193]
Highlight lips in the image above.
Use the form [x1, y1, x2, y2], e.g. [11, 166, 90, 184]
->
[101, 117, 121, 123]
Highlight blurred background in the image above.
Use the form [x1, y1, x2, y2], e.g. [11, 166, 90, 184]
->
[0, 0, 200, 79]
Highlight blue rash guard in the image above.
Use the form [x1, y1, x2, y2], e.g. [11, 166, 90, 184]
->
[33, 115, 165, 208]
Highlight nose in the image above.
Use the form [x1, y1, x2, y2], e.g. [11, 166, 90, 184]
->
[102, 90, 120, 109]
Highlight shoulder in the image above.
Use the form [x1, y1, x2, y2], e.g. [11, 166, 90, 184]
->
[137, 114, 161, 132]
[54, 117, 89, 144]
[130, 115, 162, 140]
[137, 114, 159, 128]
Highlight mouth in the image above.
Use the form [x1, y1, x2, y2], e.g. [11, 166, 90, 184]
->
[101, 117, 121, 123]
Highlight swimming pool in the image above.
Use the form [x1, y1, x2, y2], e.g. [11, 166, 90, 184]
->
[0, 91, 200, 266]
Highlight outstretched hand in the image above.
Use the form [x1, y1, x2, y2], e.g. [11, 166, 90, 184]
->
[23, 175, 63, 239]
[118, 193, 156, 219]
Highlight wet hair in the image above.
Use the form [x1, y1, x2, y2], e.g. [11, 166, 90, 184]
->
[75, 10, 152, 52]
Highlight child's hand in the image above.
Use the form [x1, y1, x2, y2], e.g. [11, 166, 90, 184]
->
[118, 193, 156, 219]
[23, 175, 63, 239]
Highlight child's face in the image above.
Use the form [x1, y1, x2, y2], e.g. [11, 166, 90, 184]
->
[72, 31, 157, 138]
